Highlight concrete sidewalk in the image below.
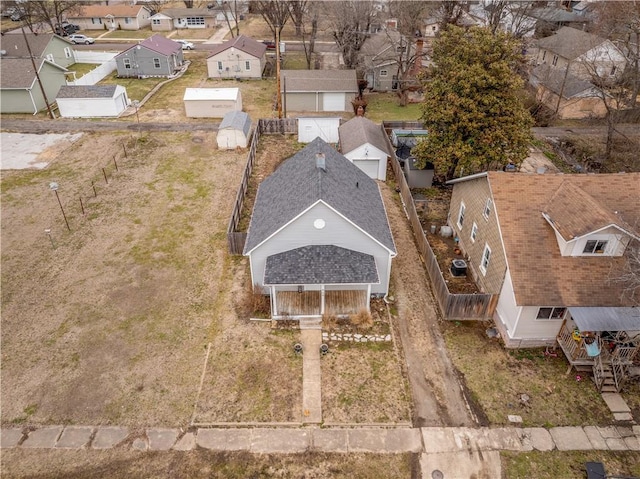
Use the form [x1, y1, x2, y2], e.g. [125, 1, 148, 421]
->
[301, 328, 322, 424]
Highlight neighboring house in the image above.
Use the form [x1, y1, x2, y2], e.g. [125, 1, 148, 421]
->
[391, 129, 433, 188]
[0, 33, 73, 114]
[531, 65, 607, 119]
[297, 117, 341, 144]
[535, 26, 626, 81]
[446, 171, 640, 356]
[183, 87, 242, 118]
[360, 30, 402, 91]
[339, 116, 393, 181]
[217, 110, 252, 149]
[206, 34, 266, 80]
[280, 70, 358, 113]
[525, 6, 590, 34]
[68, 4, 152, 31]
[243, 137, 396, 319]
[115, 35, 184, 78]
[150, 8, 224, 31]
[56, 85, 129, 118]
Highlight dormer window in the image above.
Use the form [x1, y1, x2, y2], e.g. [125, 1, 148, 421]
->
[583, 240, 607, 254]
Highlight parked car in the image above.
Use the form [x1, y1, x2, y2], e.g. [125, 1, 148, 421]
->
[262, 40, 276, 51]
[68, 34, 95, 45]
[10, 11, 25, 21]
[55, 23, 80, 36]
[175, 39, 194, 50]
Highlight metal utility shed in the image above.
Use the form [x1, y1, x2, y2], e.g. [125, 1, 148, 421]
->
[217, 110, 252, 149]
[56, 85, 129, 118]
[183, 87, 242, 118]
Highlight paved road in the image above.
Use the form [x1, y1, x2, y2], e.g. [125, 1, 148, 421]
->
[533, 124, 640, 137]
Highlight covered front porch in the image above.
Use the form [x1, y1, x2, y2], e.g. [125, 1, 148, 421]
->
[556, 307, 639, 392]
[272, 288, 370, 319]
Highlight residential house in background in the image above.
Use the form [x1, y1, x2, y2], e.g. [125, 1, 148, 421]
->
[68, 4, 152, 31]
[339, 116, 393, 181]
[530, 65, 607, 119]
[535, 27, 626, 81]
[150, 7, 224, 31]
[0, 33, 73, 114]
[114, 35, 184, 78]
[243, 137, 396, 319]
[280, 70, 359, 113]
[360, 30, 403, 91]
[446, 171, 640, 359]
[206, 34, 266, 80]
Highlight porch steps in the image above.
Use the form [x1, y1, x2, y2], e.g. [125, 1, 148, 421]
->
[299, 317, 322, 330]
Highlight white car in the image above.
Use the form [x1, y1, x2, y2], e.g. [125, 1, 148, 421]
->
[176, 40, 194, 50]
[68, 34, 95, 45]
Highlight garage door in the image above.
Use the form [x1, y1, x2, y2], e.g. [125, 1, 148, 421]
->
[353, 159, 379, 179]
[322, 92, 346, 111]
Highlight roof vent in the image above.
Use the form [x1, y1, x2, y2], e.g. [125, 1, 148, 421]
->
[316, 153, 326, 171]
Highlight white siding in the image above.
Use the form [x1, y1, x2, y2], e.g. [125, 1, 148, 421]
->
[207, 50, 264, 79]
[297, 118, 340, 143]
[322, 92, 346, 111]
[512, 306, 564, 341]
[184, 98, 241, 118]
[344, 143, 388, 180]
[217, 128, 248, 149]
[249, 201, 392, 295]
[57, 88, 128, 118]
[494, 268, 521, 336]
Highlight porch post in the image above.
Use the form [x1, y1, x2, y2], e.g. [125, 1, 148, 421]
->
[366, 284, 371, 312]
[271, 286, 277, 317]
[320, 285, 325, 315]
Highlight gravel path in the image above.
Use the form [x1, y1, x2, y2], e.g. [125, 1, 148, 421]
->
[0, 119, 219, 133]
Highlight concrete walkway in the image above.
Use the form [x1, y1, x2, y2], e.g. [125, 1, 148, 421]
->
[300, 328, 322, 424]
[2, 424, 639, 477]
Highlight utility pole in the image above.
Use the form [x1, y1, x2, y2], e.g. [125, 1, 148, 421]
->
[276, 26, 282, 119]
[22, 26, 54, 119]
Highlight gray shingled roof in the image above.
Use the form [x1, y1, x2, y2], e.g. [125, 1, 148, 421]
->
[119, 34, 180, 58]
[219, 110, 251, 135]
[158, 7, 219, 18]
[1, 58, 66, 89]
[536, 26, 605, 61]
[339, 116, 392, 157]
[532, 65, 595, 98]
[280, 70, 358, 93]
[56, 85, 118, 99]
[528, 7, 586, 24]
[264, 245, 379, 284]
[243, 137, 396, 254]
[207, 34, 267, 60]
[0, 33, 63, 59]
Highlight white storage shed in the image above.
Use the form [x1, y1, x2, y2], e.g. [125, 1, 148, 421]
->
[217, 111, 252, 149]
[183, 87, 242, 118]
[297, 117, 341, 144]
[56, 85, 129, 118]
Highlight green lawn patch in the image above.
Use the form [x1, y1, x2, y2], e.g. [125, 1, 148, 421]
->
[364, 92, 422, 122]
[101, 28, 154, 39]
[99, 72, 163, 102]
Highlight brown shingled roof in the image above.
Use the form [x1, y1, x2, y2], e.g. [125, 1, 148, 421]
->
[0, 33, 64, 59]
[73, 4, 149, 18]
[206, 34, 267, 60]
[487, 171, 640, 307]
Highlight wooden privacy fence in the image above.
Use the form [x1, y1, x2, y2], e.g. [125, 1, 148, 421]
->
[387, 145, 498, 320]
[226, 118, 297, 254]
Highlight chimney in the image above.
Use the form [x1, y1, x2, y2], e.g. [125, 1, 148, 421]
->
[411, 39, 424, 76]
[316, 152, 326, 171]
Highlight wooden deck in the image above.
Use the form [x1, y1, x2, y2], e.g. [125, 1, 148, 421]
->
[275, 290, 368, 317]
[557, 322, 639, 367]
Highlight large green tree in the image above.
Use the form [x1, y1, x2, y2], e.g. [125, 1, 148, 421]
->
[413, 25, 533, 181]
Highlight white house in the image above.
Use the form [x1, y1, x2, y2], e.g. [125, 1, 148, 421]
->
[243, 137, 396, 319]
[183, 87, 242, 118]
[217, 110, 252, 149]
[338, 116, 393, 181]
[206, 35, 267, 80]
[150, 8, 223, 30]
[56, 85, 129, 118]
[297, 117, 341, 144]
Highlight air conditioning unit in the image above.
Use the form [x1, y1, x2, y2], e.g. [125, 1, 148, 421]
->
[451, 259, 468, 277]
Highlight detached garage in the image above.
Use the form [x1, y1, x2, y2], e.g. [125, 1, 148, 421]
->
[56, 85, 129, 118]
[297, 117, 341, 143]
[217, 110, 252, 149]
[339, 116, 392, 181]
[183, 87, 242, 118]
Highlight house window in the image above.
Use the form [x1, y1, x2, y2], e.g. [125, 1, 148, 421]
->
[245, 60, 250, 71]
[483, 198, 492, 219]
[64, 47, 71, 58]
[123, 58, 131, 69]
[457, 202, 465, 229]
[583, 240, 608, 254]
[380, 70, 388, 77]
[124, 17, 131, 24]
[480, 243, 491, 275]
[536, 307, 567, 320]
[152, 18, 161, 25]
[552, 54, 558, 66]
[470, 222, 478, 242]
[217, 61, 223, 70]
[91, 17, 102, 24]
[153, 58, 161, 69]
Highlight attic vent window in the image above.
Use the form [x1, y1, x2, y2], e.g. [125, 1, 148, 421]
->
[313, 219, 325, 230]
[583, 240, 607, 254]
[316, 153, 326, 171]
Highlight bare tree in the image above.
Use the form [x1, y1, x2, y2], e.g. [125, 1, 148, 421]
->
[436, 0, 468, 29]
[221, 0, 241, 38]
[288, 0, 307, 36]
[26, 1, 83, 33]
[480, 0, 536, 37]
[183, 0, 194, 8]
[609, 238, 640, 305]
[254, 0, 291, 42]
[326, 1, 377, 69]
[299, 1, 320, 69]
